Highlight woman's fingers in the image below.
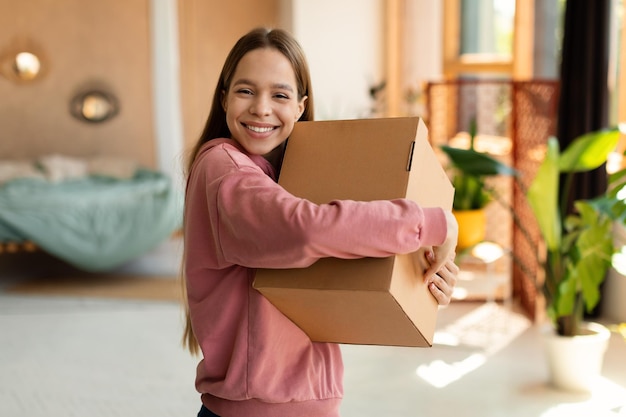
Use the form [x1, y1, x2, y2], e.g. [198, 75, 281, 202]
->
[428, 259, 459, 305]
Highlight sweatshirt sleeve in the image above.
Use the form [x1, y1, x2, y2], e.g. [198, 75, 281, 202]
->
[212, 165, 447, 269]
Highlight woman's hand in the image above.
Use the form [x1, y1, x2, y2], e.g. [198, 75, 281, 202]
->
[424, 210, 458, 281]
[427, 257, 459, 306]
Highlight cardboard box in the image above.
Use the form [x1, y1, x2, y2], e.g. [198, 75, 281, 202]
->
[253, 117, 454, 347]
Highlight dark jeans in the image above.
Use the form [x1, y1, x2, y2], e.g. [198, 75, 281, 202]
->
[198, 405, 220, 417]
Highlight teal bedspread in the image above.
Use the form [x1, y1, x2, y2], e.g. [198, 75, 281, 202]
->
[0, 169, 182, 272]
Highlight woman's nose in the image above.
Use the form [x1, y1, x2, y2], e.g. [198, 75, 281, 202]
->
[250, 95, 272, 116]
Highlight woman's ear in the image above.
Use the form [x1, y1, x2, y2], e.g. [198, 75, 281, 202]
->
[297, 96, 308, 120]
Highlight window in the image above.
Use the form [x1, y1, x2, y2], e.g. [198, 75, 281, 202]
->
[460, 0, 515, 56]
[443, 0, 534, 79]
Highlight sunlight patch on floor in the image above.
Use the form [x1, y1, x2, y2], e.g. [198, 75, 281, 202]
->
[539, 377, 626, 416]
[415, 353, 487, 388]
[416, 302, 531, 388]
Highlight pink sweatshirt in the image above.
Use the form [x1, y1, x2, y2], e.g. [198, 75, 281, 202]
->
[184, 138, 447, 417]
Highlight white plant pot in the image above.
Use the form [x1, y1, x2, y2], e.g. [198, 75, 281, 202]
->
[542, 322, 611, 392]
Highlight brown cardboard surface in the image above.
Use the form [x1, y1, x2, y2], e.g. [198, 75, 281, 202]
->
[254, 117, 454, 347]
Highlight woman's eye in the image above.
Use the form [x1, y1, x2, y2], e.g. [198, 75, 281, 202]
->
[274, 93, 289, 99]
[236, 89, 253, 95]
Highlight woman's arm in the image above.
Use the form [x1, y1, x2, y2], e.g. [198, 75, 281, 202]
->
[213, 169, 448, 269]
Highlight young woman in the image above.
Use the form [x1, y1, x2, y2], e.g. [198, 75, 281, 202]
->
[183, 27, 459, 417]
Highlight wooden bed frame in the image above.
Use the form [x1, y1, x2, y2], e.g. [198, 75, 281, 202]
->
[0, 228, 182, 255]
[0, 241, 38, 254]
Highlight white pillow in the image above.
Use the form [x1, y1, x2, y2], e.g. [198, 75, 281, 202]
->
[0, 160, 45, 185]
[38, 154, 89, 182]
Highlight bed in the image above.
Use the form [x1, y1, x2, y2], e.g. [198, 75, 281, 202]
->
[0, 155, 183, 272]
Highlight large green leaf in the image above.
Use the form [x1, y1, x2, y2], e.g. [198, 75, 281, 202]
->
[569, 202, 613, 312]
[527, 137, 561, 250]
[440, 145, 518, 177]
[559, 126, 621, 173]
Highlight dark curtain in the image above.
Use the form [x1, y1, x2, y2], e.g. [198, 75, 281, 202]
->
[557, 0, 612, 206]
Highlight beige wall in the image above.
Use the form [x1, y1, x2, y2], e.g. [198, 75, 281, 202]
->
[0, 0, 280, 170]
[2, 1, 391, 171]
[0, 0, 156, 167]
[290, 0, 384, 120]
[617, 6, 626, 161]
[178, 0, 280, 163]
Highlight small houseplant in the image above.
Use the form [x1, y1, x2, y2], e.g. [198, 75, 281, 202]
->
[440, 120, 517, 248]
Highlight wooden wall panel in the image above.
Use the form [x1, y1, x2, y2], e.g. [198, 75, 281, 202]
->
[0, 0, 156, 167]
[178, 0, 280, 166]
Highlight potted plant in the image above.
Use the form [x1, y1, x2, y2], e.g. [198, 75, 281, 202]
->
[523, 124, 626, 391]
[440, 119, 517, 249]
[442, 123, 626, 391]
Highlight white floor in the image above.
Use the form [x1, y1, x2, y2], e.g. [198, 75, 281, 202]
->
[1, 241, 626, 417]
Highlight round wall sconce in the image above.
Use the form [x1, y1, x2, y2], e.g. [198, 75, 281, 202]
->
[0, 40, 46, 83]
[70, 89, 120, 123]
[13, 52, 41, 81]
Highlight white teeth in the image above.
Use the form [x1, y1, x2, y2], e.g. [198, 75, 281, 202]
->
[246, 125, 274, 133]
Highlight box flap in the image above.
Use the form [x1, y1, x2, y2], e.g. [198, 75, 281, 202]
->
[278, 118, 419, 203]
[406, 118, 455, 208]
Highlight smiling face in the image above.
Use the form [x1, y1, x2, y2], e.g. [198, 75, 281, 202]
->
[223, 47, 307, 158]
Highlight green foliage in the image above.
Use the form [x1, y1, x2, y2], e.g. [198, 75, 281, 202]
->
[526, 124, 626, 336]
[441, 145, 518, 177]
[440, 122, 517, 210]
[450, 173, 490, 210]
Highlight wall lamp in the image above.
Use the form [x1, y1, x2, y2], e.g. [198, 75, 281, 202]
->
[0, 40, 46, 83]
[70, 89, 120, 123]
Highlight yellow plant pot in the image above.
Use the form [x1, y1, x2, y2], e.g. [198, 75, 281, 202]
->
[453, 208, 486, 250]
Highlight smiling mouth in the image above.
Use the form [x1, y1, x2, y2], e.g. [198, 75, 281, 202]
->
[244, 124, 277, 134]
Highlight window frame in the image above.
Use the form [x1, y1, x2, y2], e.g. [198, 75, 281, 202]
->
[443, 0, 534, 79]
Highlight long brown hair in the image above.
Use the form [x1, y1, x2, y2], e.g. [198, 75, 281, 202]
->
[182, 27, 315, 355]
